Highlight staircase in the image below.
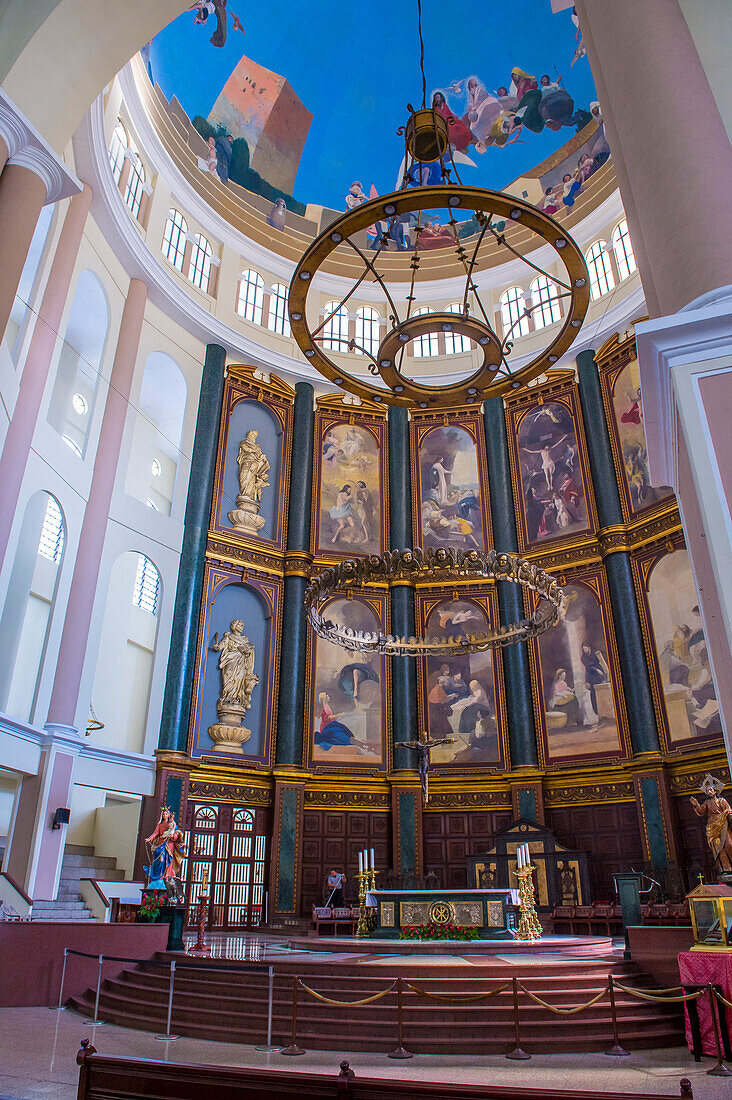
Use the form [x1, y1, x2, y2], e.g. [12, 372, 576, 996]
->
[32, 844, 126, 922]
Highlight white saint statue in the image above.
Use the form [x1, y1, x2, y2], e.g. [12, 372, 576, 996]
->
[228, 429, 270, 534]
[207, 620, 259, 754]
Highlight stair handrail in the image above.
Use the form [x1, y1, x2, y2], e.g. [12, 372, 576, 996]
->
[0, 870, 33, 918]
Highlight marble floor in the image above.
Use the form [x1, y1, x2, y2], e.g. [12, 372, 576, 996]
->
[0, 1006, 730, 1100]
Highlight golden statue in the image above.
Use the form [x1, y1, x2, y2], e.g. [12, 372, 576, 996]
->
[206, 620, 259, 754]
[228, 429, 270, 535]
[691, 774, 732, 877]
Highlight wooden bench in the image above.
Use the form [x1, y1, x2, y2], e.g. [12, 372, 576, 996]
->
[76, 1041, 695, 1099]
[312, 906, 358, 935]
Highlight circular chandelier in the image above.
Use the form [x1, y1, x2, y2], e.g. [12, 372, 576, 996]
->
[305, 548, 565, 656]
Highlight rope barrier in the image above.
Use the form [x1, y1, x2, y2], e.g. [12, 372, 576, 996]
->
[612, 981, 705, 1005]
[297, 978, 397, 1007]
[406, 981, 511, 1003]
[712, 987, 732, 1012]
[517, 982, 609, 1015]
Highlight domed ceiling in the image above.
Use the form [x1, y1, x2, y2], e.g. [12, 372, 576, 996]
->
[145, 1, 600, 214]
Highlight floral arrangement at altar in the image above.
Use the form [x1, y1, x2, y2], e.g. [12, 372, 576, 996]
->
[399, 923, 480, 941]
[138, 889, 166, 922]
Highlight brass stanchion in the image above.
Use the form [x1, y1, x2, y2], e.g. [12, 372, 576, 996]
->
[506, 976, 530, 1060]
[388, 976, 413, 1059]
[707, 984, 732, 1077]
[281, 976, 305, 1056]
[604, 976, 629, 1057]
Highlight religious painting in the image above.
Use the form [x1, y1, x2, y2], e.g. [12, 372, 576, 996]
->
[188, 565, 281, 767]
[211, 368, 294, 550]
[418, 593, 506, 771]
[314, 404, 387, 558]
[608, 356, 673, 516]
[509, 388, 594, 551]
[413, 416, 489, 552]
[308, 596, 386, 770]
[530, 575, 627, 764]
[640, 545, 722, 748]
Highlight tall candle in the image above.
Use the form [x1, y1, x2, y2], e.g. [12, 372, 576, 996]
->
[516, 846, 523, 869]
[370, 848, 375, 870]
[358, 851, 363, 873]
[523, 844, 529, 867]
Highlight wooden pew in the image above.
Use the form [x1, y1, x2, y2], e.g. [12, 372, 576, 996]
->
[76, 1041, 694, 1099]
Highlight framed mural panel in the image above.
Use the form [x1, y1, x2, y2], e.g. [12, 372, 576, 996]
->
[305, 591, 389, 773]
[416, 589, 508, 773]
[633, 537, 723, 751]
[527, 568, 629, 766]
[312, 396, 388, 559]
[598, 334, 674, 520]
[506, 376, 596, 552]
[411, 411, 491, 552]
[188, 563, 282, 768]
[210, 366, 294, 551]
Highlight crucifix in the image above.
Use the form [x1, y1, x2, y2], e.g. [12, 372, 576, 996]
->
[402, 729, 455, 803]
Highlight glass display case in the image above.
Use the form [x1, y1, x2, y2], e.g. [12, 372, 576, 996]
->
[687, 883, 732, 950]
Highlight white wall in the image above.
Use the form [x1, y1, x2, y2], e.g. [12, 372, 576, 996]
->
[93, 797, 142, 880]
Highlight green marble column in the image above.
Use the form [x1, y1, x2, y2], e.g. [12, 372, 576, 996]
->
[575, 349, 660, 754]
[388, 407, 418, 771]
[276, 382, 314, 766]
[483, 396, 539, 767]
[158, 343, 226, 751]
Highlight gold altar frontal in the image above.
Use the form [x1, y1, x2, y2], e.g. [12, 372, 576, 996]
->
[368, 888, 514, 939]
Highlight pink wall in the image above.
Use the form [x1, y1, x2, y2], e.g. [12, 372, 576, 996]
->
[33, 750, 75, 900]
[699, 372, 732, 520]
[0, 921, 169, 1007]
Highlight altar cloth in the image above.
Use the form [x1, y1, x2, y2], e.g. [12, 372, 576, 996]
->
[369, 888, 513, 939]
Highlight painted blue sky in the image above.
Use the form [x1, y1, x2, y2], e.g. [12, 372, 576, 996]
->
[148, 0, 596, 211]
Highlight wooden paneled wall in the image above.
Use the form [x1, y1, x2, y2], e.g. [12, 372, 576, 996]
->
[301, 810, 391, 914]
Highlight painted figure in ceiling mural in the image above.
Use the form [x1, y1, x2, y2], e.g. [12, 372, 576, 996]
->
[517, 401, 587, 545]
[424, 600, 500, 767]
[312, 598, 382, 765]
[612, 358, 672, 512]
[647, 549, 721, 744]
[319, 424, 380, 553]
[537, 583, 621, 760]
[419, 426, 483, 551]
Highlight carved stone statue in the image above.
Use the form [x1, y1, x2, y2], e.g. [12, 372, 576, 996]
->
[207, 620, 259, 754]
[228, 429, 270, 535]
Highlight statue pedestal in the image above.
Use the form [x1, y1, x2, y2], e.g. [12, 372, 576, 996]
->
[159, 905, 186, 952]
[207, 722, 251, 753]
[228, 494, 265, 535]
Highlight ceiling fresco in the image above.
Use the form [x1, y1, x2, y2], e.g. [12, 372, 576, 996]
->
[145, 1, 599, 213]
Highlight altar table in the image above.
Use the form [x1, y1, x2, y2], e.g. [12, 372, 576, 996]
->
[368, 888, 514, 939]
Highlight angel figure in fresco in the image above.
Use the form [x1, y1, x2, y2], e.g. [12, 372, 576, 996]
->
[620, 387, 643, 426]
[190, 0, 233, 48]
[210, 621, 259, 711]
[338, 662, 379, 709]
[523, 435, 567, 491]
[691, 774, 732, 875]
[144, 807, 188, 903]
[402, 730, 455, 803]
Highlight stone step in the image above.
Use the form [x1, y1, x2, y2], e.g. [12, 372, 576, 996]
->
[62, 853, 119, 870]
[64, 844, 95, 856]
[60, 867, 126, 883]
[32, 911, 96, 921]
[34, 900, 90, 910]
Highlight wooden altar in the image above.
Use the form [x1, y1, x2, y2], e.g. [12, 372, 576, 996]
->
[368, 888, 513, 939]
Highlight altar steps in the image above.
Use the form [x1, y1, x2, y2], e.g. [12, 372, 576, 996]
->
[68, 955, 684, 1054]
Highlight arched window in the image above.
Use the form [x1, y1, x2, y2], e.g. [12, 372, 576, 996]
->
[354, 306, 380, 357]
[267, 283, 291, 336]
[162, 209, 188, 270]
[444, 304, 472, 355]
[499, 287, 530, 337]
[322, 301, 349, 352]
[108, 120, 128, 184]
[123, 153, 146, 219]
[586, 241, 616, 299]
[0, 491, 66, 721]
[612, 220, 637, 281]
[530, 276, 563, 330]
[38, 495, 65, 563]
[133, 554, 160, 615]
[237, 269, 265, 324]
[412, 307, 438, 357]
[189, 233, 213, 292]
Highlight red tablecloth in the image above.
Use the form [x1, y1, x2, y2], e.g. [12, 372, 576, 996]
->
[677, 950, 732, 1056]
